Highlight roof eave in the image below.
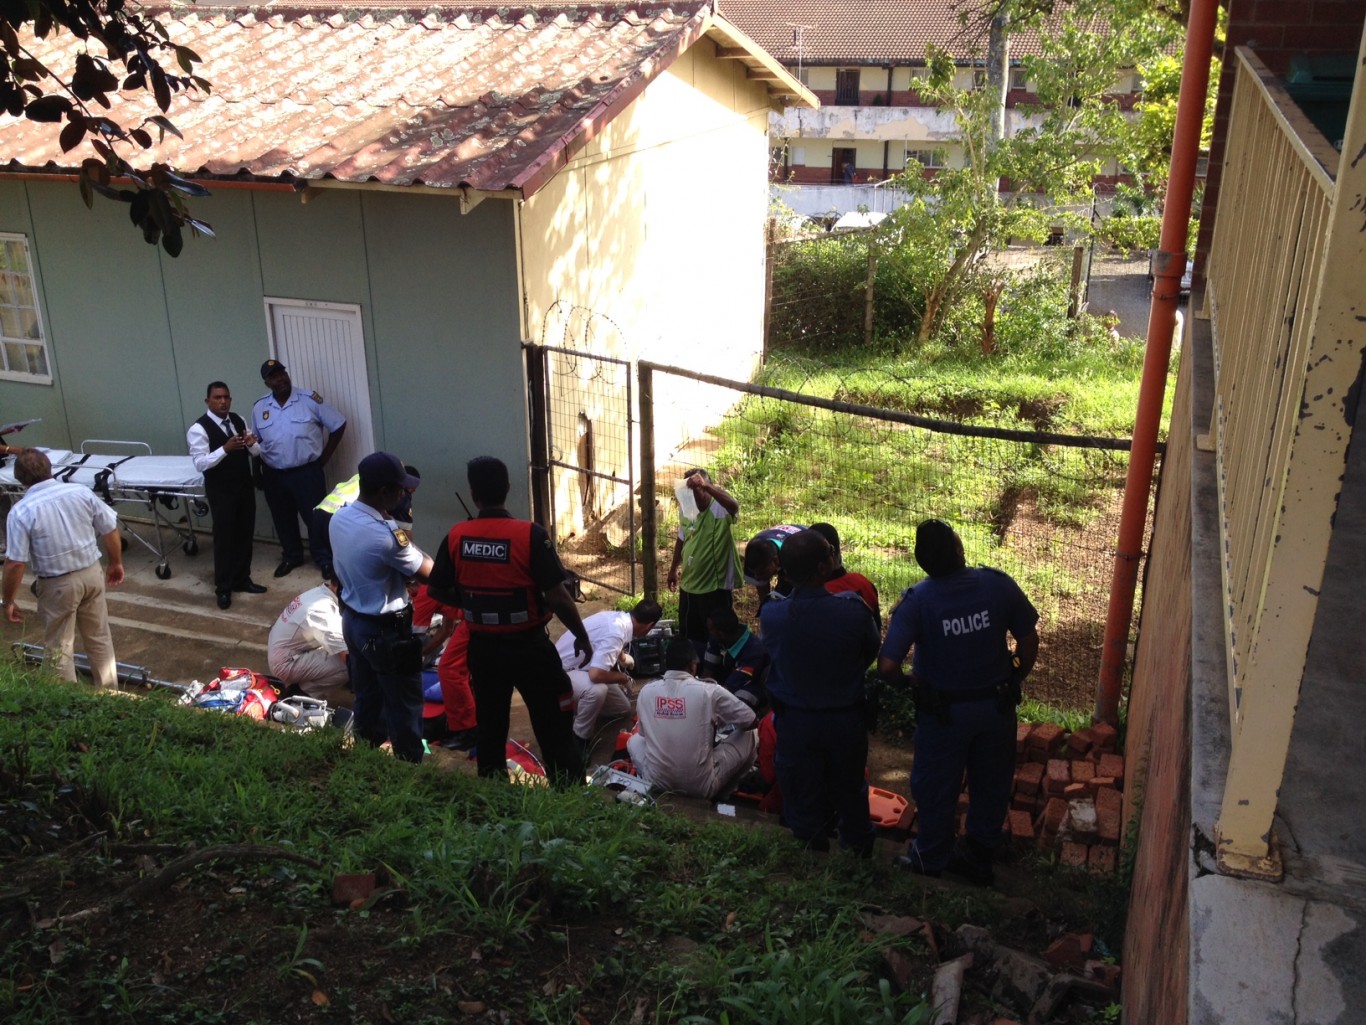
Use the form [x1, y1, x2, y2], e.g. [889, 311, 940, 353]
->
[703, 13, 819, 110]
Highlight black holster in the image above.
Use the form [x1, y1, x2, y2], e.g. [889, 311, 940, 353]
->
[862, 672, 882, 733]
[910, 677, 950, 723]
[366, 628, 422, 675]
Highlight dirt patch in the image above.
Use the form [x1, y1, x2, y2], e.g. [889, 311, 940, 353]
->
[1017, 395, 1065, 431]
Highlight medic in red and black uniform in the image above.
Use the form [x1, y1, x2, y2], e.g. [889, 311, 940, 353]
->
[426, 456, 592, 785]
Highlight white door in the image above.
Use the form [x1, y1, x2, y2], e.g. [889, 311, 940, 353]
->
[264, 298, 375, 488]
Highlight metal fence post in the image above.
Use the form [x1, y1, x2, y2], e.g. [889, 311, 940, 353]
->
[638, 361, 658, 601]
[524, 343, 551, 528]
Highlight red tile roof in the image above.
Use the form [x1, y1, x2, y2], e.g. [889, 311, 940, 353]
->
[0, 3, 811, 196]
[717, 0, 1055, 64]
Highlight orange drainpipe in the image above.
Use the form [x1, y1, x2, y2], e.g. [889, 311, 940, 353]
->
[1094, 0, 1220, 725]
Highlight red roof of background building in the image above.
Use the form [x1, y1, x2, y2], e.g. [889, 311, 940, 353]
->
[717, 0, 1056, 65]
[0, 3, 810, 196]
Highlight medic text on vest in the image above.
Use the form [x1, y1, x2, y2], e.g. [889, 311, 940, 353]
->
[461, 538, 510, 562]
[942, 610, 990, 636]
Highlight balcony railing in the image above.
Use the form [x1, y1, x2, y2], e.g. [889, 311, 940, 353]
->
[1201, 46, 1362, 876]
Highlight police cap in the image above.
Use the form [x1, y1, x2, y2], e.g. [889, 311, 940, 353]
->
[358, 451, 421, 491]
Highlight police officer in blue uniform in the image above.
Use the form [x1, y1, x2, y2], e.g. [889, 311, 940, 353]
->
[330, 452, 432, 763]
[252, 360, 347, 578]
[760, 529, 882, 852]
[878, 519, 1039, 885]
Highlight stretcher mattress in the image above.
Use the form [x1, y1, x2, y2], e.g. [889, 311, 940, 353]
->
[49, 453, 202, 491]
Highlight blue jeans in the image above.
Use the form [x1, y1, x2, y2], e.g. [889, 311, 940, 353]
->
[342, 609, 424, 763]
[910, 698, 1015, 870]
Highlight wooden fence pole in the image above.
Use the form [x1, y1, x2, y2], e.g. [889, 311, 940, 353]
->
[638, 362, 658, 601]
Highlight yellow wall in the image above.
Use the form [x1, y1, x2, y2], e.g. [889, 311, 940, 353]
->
[519, 37, 774, 536]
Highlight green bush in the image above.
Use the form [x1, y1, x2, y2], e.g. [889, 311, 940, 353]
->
[1096, 215, 1160, 254]
[769, 235, 868, 353]
[769, 234, 922, 354]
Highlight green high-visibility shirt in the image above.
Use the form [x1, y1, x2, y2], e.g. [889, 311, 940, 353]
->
[678, 502, 740, 593]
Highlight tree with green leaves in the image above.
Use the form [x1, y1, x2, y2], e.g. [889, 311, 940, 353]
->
[1, 0, 213, 254]
[874, 0, 1181, 346]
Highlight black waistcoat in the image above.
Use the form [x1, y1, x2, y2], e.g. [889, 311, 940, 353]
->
[195, 411, 251, 491]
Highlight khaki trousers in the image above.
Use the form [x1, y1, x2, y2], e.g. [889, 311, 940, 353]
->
[277, 649, 353, 709]
[36, 561, 117, 689]
[569, 668, 632, 741]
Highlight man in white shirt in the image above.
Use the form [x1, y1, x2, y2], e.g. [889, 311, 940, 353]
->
[1, 448, 124, 688]
[187, 380, 266, 610]
[268, 576, 352, 708]
[553, 599, 662, 751]
[628, 636, 757, 800]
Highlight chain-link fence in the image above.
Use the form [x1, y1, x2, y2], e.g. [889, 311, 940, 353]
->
[527, 342, 637, 596]
[640, 357, 1158, 711]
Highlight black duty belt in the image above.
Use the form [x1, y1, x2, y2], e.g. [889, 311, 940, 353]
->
[267, 459, 320, 474]
[340, 601, 411, 628]
[937, 685, 1006, 703]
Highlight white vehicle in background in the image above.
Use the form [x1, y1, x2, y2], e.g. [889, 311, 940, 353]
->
[1147, 250, 1194, 296]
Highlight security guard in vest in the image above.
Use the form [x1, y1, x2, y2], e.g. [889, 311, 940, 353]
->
[186, 380, 268, 609]
[427, 456, 592, 786]
[330, 452, 432, 763]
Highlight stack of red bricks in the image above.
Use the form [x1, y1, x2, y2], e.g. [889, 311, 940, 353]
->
[999, 721, 1125, 873]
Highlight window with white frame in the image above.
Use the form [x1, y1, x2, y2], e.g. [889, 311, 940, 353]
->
[1009, 67, 1029, 90]
[0, 235, 50, 382]
[906, 148, 948, 169]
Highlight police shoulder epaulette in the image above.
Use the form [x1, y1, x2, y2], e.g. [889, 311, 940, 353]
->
[309, 390, 325, 403]
[393, 528, 411, 548]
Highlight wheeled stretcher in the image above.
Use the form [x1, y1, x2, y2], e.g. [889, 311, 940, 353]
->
[0, 440, 208, 579]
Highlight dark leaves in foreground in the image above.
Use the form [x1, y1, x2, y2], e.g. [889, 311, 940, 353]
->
[3, 0, 214, 255]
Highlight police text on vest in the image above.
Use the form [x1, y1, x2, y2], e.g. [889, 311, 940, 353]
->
[942, 610, 990, 636]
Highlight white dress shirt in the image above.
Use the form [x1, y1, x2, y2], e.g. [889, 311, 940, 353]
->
[186, 414, 261, 473]
[555, 610, 632, 673]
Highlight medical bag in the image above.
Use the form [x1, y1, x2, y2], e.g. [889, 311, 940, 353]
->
[628, 619, 675, 677]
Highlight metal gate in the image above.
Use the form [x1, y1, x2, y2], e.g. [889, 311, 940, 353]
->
[527, 343, 637, 596]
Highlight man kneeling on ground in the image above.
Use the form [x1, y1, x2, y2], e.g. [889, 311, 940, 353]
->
[627, 636, 757, 800]
[555, 599, 662, 755]
[267, 575, 353, 709]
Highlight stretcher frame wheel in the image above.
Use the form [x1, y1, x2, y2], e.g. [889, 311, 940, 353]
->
[191, 499, 209, 517]
[182, 538, 199, 556]
[155, 562, 172, 580]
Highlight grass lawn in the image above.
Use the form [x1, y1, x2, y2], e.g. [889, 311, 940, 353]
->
[0, 670, 1127, 1024]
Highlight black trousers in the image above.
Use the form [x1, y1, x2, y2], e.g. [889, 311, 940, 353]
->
[205, 481, 256, 590]
[262, 462, 327, 564]
[678, 587, 734, 652]
[467, 630, 582, 787]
